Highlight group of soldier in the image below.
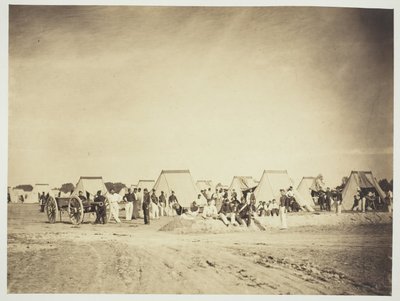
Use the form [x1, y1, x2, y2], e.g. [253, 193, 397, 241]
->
[316, 187, 343, 213]
[350, 187, 393, 212]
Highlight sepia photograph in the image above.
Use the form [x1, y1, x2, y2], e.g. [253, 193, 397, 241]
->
[3, 0, 397, 298]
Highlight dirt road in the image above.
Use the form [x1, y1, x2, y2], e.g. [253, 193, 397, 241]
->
[7, 204, 392, 294]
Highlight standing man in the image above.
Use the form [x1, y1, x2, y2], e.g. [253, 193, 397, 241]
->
[137, 188, 143, 218]
[249, 189, 256, 204]
[279, 189, 288, 229]
[94, 190, 106, 224]
[159, 191, 167, 217]
[150, 189, 160, 219]
[325, 187, 332, 212]
[108, 188, 121, 224]
[39, 192, 47, 212]
[132, 188, 139, 219]
[206, 188, 212, 201]
[123, 188, 135, 221]
[231, 189, 238, 202]
[168, 191, 178, 216]
[142, 188, 151, 225]
[318, 191, 326, 211]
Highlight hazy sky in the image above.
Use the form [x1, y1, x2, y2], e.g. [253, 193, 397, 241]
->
[8, 6, 393, 188]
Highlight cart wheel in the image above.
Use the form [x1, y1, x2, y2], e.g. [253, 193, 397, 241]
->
[68, 196, 84, 225]
[103, 198, 111, 224]
[46, 196, 58, 223]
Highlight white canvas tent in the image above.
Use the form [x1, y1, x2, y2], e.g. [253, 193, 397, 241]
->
[228, 176, 258, 197]
[10, 188, 29, 203]
[118, 186, 128, 197]
[196, 180, 215, 192]
[136, 180, 155, 192]
[297, 177, 317, 206]
[51, 188, 60, 197]
[25, 184, 51, 203]
[254, 170, 314, 211]
[153, 170, 207, 207]
[341, 171, 386, 210]
[72, 176, 109, 199]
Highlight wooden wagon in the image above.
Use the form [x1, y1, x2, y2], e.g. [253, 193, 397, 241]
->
[45, 195, 111, 225]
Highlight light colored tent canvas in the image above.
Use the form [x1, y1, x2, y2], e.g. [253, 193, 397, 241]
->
[72, 176, 109, 199]
[10, 188, 28, 203]
[118, 187, 128, 197]
[51, 188, 60, 197]
[341, 171, 386, 210]
[228, 176, 258, 197]
[196, 180, 215, 192]
[297, 177, 316, 206]
[137, 180, 155, 192]
[153, 170, 207, 207]
[254, 170, 314, 211]
[25, 184, 51, 203]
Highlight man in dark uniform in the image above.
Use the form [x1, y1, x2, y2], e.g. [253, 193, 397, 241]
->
[142, 188, 151, 225]
[39, 192, 47, 212]
[325, 187, 332, 212]
[249, 189, 256, 204]
[168, 190, 178, 216]
[123, 188, 135, 221]
[159, 191, 167, 217]
[94, 190, 106, 224]
[231, 189, 238, 202]
[236, 197, 250, 226]
[132, 188, 139, 219]
[318, 191, 326, 211]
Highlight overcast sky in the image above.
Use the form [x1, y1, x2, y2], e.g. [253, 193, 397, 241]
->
[8, 5, 393, 188]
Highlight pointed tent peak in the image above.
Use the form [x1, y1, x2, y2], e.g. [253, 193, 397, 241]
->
[161, 169, 191, 174]
[263, 170, 289, 174]
[302, 176, 316, 180]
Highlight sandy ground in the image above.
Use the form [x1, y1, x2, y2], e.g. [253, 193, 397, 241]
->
[7, 203, 392, 295]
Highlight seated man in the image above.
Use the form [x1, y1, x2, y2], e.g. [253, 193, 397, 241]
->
[264, 201, 272, 216]
[365, 191, 377, 210]
[236, 197, 250, 226]
[257, 201, 267, 216]
[248, 199, 266, 230]
[218, 197, 233, 226]
[290, 199, 302, 212]
[270, 199, 279, 216]
[202, 199, 218, 219]
[187, 200, 200, 217]
[94, 190, 106, 224]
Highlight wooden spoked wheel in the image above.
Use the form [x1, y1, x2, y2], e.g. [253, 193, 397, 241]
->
[68, 196, 84, 225]
[46, 196, 58, 223]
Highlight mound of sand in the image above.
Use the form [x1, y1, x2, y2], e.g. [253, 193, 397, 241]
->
[159, 212, 392, 234]
[159, 217, 261, 234]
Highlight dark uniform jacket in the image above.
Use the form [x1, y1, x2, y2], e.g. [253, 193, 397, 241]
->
[237, 202, 249, 218]
[219, 201, 232, 215]
[124, 192, 135, 202]
[151, 193, 158, 205]
[143, 192, 151, 210]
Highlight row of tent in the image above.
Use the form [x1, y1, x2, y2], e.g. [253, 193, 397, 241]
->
[8, 170, 385, 211]
[296, 171, 386, 210]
